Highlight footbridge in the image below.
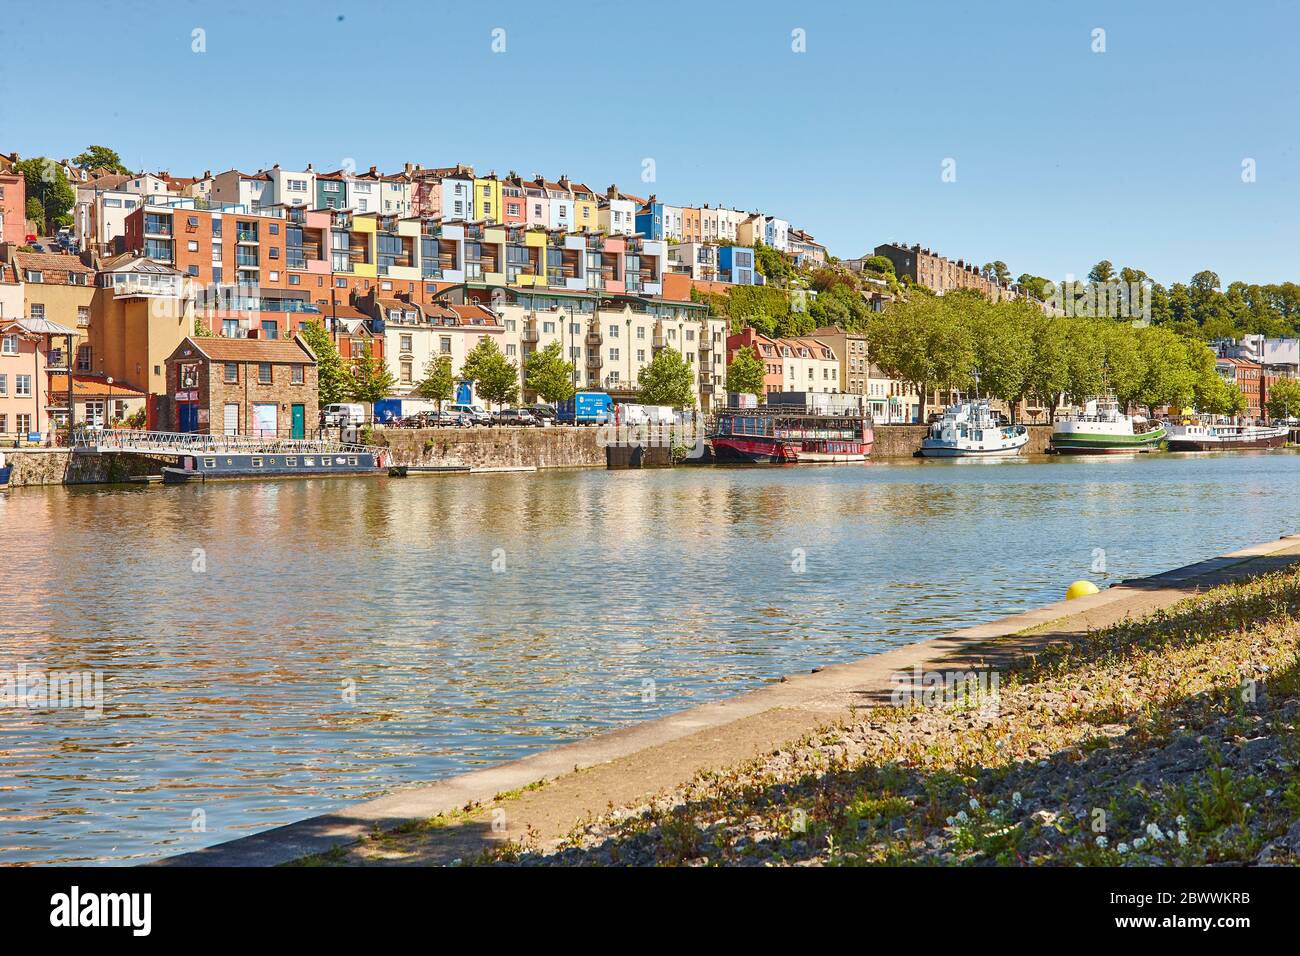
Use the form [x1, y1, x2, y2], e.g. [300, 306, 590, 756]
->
[69, 429, 384, 458]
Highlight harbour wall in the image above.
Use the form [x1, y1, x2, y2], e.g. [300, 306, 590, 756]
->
[4, 450, 178, 487]
[4, 423, 1056, 486]
[373, 426, 605, 470]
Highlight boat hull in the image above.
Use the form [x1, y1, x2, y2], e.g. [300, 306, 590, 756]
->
[1051, 424, 1166, 454]
[711, 437, 798, 464]
[0, 464, 11, 488]
[918, 442, 1026, 458]
[1166, 433, 1286, 452]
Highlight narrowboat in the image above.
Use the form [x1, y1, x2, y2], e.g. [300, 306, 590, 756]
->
[1051, 399, 1166, 454]
[1165, 420, 1288, 451]
[0, 453, 10, 489]
[919, 401, 1028, 458]
[709, 397, 873, 464]
[162, 450, 381, 483]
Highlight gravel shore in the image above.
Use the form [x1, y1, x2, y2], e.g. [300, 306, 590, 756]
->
[487, 568, 1300, 866]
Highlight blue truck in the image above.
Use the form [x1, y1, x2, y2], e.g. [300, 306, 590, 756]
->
[556, 391, 614, 425]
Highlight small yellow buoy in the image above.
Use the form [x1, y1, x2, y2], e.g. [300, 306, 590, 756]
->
[1066, 580, 1100, 600]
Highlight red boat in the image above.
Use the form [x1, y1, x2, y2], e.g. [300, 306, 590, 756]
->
[710, 407, 874, 463]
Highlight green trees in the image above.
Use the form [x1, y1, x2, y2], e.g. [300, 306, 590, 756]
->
[638, 346, 696, 408]
[72, 145, 130, 174]
[865, 294, 974, 420]
[348, 344, 396, 404]
[461, 337, 519, 409]
[415, 354, 455, 409]
[1265, 378, 1300, 421]
[15, 157, 75, 231]
[725, 345, 766, 399]
[298, 320, 353, 407]
[523, 341, 576, 404]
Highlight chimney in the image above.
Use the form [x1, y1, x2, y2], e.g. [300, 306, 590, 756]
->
[203, 170, 211, 179]
[369, 165, 378, 176]
[305, 162, 314, 172]
[404, 162, 415, 175]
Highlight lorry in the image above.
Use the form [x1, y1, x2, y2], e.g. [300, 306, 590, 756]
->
[557, 391, 614, 425]
[372, 397, 436, 424]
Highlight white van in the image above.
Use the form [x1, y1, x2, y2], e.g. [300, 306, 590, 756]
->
[322, 403, 366, 426]
[446, 403, 491, 424]
[616, 403, 649, 425]
[645, 406, 677, 425]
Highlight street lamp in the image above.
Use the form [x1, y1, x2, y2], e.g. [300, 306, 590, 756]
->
[106, 376, 113, 429]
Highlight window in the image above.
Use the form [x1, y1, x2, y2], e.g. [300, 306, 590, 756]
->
[16, 413, 31, 435]
[0, 414, 5, 434]
[608, 325, 619, 338]
[224, 363, 238, 383]
[188, 240, 199, 252]
[1, 335, 17, 355]
[0, 374, 5, 394]
[400, 334, 412, 352]
[29, 304, 44, 320]
[292, 365, 304, 385]
[637, 349, 645, 362]
[505, 344, 516, 357]
[400, 361, 412, 384]
[259, 363, 272, 383]
[15, 374, 32, 397]
[24, 270, 42, 283]
[609, 348, 619, 361]
[212, 219, 222, 236]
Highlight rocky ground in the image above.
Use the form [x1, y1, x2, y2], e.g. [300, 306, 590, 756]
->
[470, 568, 1300, 866]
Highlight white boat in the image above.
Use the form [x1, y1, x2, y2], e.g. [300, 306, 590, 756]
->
[919, 401, 1029, 457]
[1165, 419, 1288, 451]
[1051, 398, 1166, 454]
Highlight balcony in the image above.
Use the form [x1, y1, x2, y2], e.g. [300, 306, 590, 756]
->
[522, 325, 540, 344]
[585, 330, 602, 346]
[700, 383, 716, 394]
[586, 353, 603, 369]
[236, 231, 259, 245]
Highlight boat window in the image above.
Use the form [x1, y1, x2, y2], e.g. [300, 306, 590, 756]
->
[252, 457, 263, 467]
[286, 457, 297, 466]
[348, 457, 358, 466]
[203, 458, 216, 468]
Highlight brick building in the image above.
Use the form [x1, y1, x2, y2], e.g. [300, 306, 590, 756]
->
[163, 335, 317, 438]
[873, 242, 1019, 301]
[0, 164, 25, 245]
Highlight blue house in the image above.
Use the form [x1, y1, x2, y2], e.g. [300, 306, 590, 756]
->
[719, 246, 757, 285]
[635, 198, 664, 240]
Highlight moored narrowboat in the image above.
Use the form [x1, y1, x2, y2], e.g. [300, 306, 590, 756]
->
[162, 450, 381, 483]
[709, 395, 873, 464]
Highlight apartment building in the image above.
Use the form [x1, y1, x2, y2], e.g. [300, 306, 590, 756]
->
[598, 186, 638, 236]
[874, 242, 1019, 301]
[89, 254, 195, 399]
[718, 246, 757, 285]
[789, 229, 827, 269]
[811, 326, 869, 397]
[725, 328, 841, 396]
[0, 314, 79, 439]
[667, 242, 719, 282]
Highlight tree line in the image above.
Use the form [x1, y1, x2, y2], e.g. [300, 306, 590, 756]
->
[864, 290, 1242, 421]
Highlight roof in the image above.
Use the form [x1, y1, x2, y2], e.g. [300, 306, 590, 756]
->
[12, 250, 94, 280]
[0, 316, 78, 336]
[98, 253, 182, 275]
[178, 336, 316, 364]
[48, 374, 147, 397]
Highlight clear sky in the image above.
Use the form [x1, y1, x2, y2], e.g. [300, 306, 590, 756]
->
[3, 0, 1298, 286]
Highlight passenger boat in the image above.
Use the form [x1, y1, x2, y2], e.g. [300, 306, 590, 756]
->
[0, 453, 10, 489]
[162, 450, 381, 483]
[709, 403, 873, 464]
[919, 400, 1028, 458]
[1164, 419, 1288, 451]
[1050, 399, 1166, 454]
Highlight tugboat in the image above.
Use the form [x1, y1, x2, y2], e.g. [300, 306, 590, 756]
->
[919, 400, 1028, 458]
[709, 394, 873, 463]
[1165, 419, 1288, 451]
[0, 452, 10, 489]
[1050, 398, 1166, 454]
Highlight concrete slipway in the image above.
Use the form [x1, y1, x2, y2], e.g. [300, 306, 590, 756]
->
[154, 533, 1300, 867]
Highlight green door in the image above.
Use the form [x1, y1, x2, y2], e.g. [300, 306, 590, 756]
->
[291, 404, 306, 440]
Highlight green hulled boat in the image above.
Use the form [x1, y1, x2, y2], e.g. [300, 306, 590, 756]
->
[1051, 399, 1165, 454]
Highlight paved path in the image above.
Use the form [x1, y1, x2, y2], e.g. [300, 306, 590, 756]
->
[155, 534, 1300, 866]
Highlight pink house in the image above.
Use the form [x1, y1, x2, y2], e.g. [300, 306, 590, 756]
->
[0, 314, 77, 442]
[0, 168, 25, 245]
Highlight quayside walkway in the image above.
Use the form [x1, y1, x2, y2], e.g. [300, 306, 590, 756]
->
[69, 429, 382, 458]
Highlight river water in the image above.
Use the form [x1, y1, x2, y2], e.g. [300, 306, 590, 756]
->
[3, 451, 1299, 864]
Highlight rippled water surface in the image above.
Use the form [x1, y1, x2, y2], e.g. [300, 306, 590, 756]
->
[4, 451, 1300, 864]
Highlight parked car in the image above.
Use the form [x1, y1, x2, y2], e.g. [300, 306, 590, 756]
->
[492, 408, 540, 427]
[530, 404, 557, 424]
[446, 403, 491, 425]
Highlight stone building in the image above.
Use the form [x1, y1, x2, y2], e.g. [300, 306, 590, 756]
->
[163, 335, 317, 438]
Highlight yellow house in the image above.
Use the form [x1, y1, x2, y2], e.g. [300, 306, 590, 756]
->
[570, 182, 599, 233]
[474, 176, 502, 224]
[349, 214, 377, 278]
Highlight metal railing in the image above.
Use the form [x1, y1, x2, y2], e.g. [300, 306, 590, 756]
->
[70, 428, 382, 456]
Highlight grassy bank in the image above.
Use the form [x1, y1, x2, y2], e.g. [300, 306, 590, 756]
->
[472, 567, 1300, 866]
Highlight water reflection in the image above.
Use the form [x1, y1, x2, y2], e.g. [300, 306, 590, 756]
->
[3, 450, 1300, 864]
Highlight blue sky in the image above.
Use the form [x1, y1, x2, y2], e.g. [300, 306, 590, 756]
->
[3, 0, 1298, 286]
